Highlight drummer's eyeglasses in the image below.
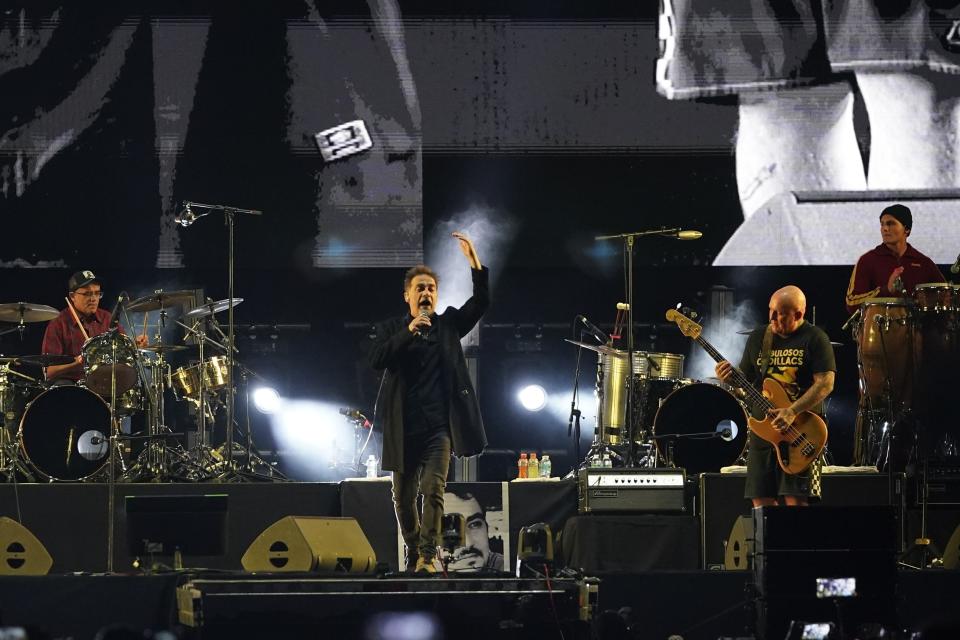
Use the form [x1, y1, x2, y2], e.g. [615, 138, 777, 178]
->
[73, 291, 103, 299]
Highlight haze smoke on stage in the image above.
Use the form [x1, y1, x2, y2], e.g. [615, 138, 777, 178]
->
[685, 300, 760, 382]
[269, 399, 358, 480]
[425, 204, 515, 314]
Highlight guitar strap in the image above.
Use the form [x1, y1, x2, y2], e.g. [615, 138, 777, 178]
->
[757, 324, 774, 386]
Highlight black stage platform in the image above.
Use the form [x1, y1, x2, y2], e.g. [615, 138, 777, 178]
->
[0, 475, 957, 638]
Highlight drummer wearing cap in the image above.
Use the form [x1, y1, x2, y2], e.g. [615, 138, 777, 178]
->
[845, 204, 946, 313]
[42, 270, 147, 382]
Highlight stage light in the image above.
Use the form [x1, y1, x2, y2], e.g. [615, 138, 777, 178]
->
[517, 384, 547, 412]
[253, 386, 281, 414]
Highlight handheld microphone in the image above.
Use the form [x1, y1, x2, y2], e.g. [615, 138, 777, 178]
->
[951, 252, 960, 275]
[576, 315, 609, 343]
[175, 202, 195, 227]
[676, 230, 703, 240]
[416, 309, 430, 338]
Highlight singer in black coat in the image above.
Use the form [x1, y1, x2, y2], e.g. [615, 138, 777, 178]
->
[369, 266, 489, 473]
[367, 233, 488, 569]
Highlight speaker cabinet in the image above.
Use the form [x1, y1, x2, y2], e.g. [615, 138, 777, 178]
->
[700, 472, 904, 570]
[241, 516, 376, 573]
[0, 516, 52, 575]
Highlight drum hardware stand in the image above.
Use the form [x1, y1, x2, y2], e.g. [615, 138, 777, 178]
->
[175, 200, 262, 480]
[176, 318, 233, 480]
[0, 364, 39, 482]
[594, 227, 701, 467]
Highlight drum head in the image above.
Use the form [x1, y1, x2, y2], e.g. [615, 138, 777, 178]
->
[19, 386, 110, 481]
[653, 383, 748, 475]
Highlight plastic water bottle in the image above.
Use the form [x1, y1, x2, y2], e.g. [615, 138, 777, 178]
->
[518, 453, 528, 478]
[540, 455, 552, 478]
[602, 453, 612, 468]
[528, 452, 540, 478]
[365, 455, 378, 478]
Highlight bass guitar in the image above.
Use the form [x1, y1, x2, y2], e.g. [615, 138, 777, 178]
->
[665, 309, 827, 475]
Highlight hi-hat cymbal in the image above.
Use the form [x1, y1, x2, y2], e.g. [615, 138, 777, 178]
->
[138, 344, 192, 354]
[564, 338, 625, 358]
[127, 290, 196, 313]
[16, 353, 75, 367]
[184, 298, 244, 319]
[0, 302, 59, 323]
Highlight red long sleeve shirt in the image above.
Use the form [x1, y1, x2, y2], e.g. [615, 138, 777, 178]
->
[845, 243, 945, 313]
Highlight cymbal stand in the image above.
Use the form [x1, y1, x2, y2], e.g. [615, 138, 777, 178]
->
[174, 200, 262, 480]
[595, 227, 689, 467]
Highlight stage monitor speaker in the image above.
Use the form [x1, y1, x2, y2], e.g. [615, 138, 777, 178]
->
[241, 516, 376, 573]
[0, 516, 52, 575]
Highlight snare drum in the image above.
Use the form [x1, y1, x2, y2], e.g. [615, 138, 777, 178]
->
[82, 329, 138, 396]
[19, 386, 111, 481]
[171, 356, 230, 398]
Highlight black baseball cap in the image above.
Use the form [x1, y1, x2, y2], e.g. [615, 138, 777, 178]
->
[68, 270, 100, 292]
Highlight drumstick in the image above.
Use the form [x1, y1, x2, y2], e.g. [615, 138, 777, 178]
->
[142, 313, 148, 342]
[65, 297, 90, 341]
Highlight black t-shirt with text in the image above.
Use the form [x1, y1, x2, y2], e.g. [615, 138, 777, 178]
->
[738, 322, 836, 417]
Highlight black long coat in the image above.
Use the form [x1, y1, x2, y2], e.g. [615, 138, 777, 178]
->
[368, 267, 490, 472]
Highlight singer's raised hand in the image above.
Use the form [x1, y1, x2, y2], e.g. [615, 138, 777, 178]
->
[453, 232, 481, 269]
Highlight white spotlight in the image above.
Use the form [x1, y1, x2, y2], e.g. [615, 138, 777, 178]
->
[517, 384, 547, 412]
[253, 386, 282, 414]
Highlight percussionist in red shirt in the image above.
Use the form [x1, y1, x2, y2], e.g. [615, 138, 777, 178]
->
[845, 204, 946, 313]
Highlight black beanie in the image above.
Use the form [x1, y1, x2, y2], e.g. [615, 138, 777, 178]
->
[880, 204, 912, 230]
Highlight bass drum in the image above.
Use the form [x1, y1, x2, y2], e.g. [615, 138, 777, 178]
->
[653, 383, 748, 475]
[19, 386, 111, 481]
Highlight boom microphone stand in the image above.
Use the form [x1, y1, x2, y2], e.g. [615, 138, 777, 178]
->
[593, 228, 701, 467]
[176, 201, 262, 480]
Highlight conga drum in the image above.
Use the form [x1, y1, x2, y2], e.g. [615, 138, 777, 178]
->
[855, 298, 918, 409]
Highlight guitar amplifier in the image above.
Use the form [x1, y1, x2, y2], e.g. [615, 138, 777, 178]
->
[578, 468, 689, 513]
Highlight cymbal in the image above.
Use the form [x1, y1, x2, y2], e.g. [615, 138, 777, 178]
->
[184, 298, 244, 319]
[138, 344, 191, 354]
[0, 302, 59, 323]
[17, 354, 75, 367]
[126, 290, 196, 313]
[564, 338, 625, 358]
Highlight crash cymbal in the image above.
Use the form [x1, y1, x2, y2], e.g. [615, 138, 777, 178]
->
[138, 344, 191, 354]
[563, 338, 625, 358]
[16, 353, 75, 367]
[184, 298, 244, 319]
[0, 302, 59, 323]
[126, 290, 196, 313]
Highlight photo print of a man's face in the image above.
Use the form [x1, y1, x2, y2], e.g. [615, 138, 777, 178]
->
[440, 491, 504, 572]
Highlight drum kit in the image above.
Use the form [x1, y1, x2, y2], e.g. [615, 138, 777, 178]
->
[567, 338, 749, 474]
[851, 282, 960, 469]
[0, 293, 284, 483]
